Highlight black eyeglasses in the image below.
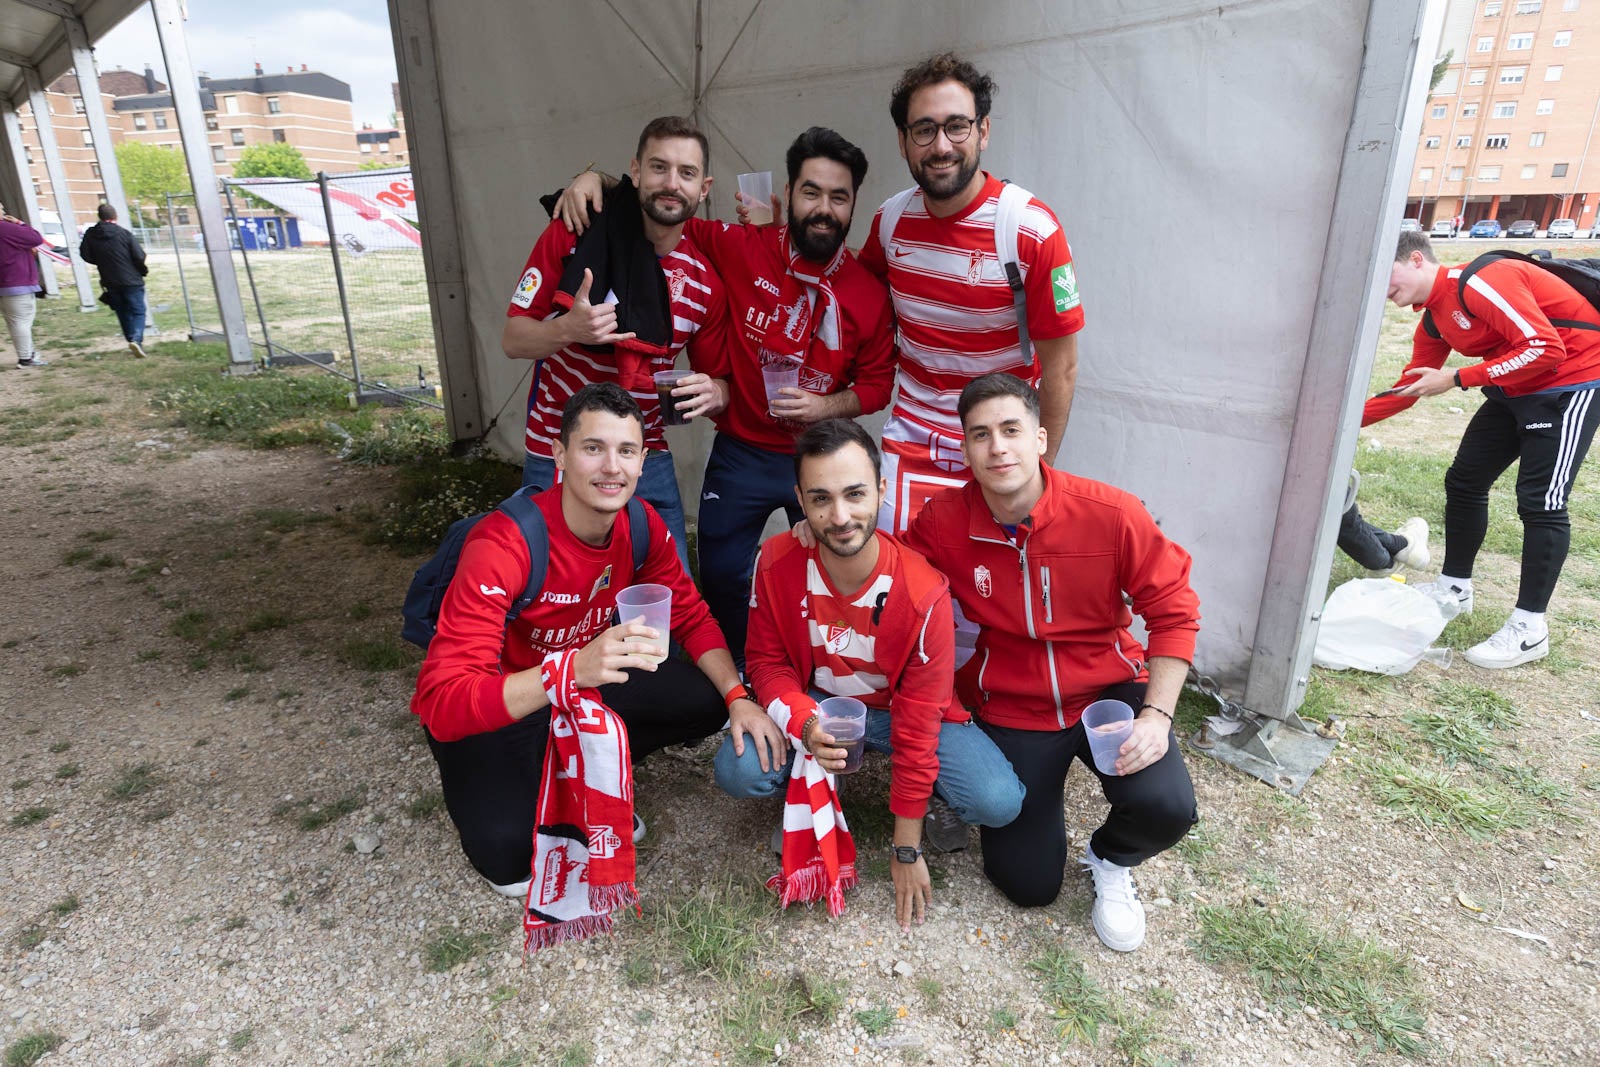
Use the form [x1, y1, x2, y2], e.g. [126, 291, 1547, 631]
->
[903, 116, 977, 147]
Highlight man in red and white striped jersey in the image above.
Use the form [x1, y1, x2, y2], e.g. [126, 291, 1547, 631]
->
[857, 52, 1086, 536]
[502, 116, 730, 568]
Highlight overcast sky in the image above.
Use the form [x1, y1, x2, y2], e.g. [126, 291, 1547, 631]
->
[90, 1, 400, 128]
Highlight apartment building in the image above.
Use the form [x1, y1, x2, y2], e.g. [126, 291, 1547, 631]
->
[1408, 0, 1600, 233]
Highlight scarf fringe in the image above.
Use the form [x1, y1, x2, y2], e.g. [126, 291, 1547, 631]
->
[589, 880, 639, 914]
[766, 861, 859, 917]
[522, 911, 615, 953]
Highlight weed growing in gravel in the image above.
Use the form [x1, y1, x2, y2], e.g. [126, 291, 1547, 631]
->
[554, 1041, 593, 1067]
[225, 687, 250, 702]
[404, 792, 444, 819]
[339, 636, 415, 672]
[1367, 756, 1531, 837]
[16, 925, 45, 951]
[1195, 904, 1427, 1054]
[722, 973, 843, 1064]
[243, 610, 293, 632]
[916, 977, 943, 1006]
[141, 805, 174, 823]
[54, 763, 79, 779]
[169, 610, 212, 641]
[377, 451, 522, 552]
[1, 639, 17, 649]
[852, 1003, 897, 1036]
[3, 1031, 63, 1067]
[47, 741, 69, 754]
[51, 894, 79, 916]
[1404, 711, 1497, 767]
[48, 662, 83, 678]
[295, 791, 367, 831]
[228, 1027, 254, 1051]
[989, 1007, 1018, 1032]
[1430, 681, 1521, 729]
[1113, 1009, 1180, 1067]
[423, 929, 495, 972]
[222, 917, 247, 931]
[78, 529, 118, 543]
[9, 806, 54, 827]
[9, 779, 33, 790]
[1030, 947, 1116, 1044]
[109, 762, 160, 799]
[660, 879, 770, 980]
[61, 546, 94, 566]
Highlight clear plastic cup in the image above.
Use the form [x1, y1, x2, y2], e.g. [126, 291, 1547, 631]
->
[652, 368, 693, 426]
[817, 696, 868, 774]
[1081, 699, 1135, 776]
[614, 584, 672, 664]
[737, 171, 774, 225]
[761, 361, 800, 417]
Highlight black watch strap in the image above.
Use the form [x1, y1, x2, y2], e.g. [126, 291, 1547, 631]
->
[892, 845, 923, 863]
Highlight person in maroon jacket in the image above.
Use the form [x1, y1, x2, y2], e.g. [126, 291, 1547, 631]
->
[0, 203, 46, 367]
[1366, 230, 1600, 669]
[412, 384, 787, 898]
[719, 419, 1023, 931]
[901, 374, 1200, 953]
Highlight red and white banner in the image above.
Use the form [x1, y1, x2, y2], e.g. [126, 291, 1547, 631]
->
[229, 169, 421, 255]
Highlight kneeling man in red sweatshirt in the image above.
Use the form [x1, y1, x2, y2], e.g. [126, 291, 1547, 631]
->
[901, 374, 1200, 952]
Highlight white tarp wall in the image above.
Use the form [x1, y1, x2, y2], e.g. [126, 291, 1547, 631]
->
[389, 0, 1441, 715]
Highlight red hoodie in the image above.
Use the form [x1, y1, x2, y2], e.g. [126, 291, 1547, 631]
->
[902, 466, 1200, 731]
[744, 532, 961, 819]
[411, 485, 726, 741]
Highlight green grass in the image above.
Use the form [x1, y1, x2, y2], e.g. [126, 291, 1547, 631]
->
[294, 791, 367, 831]
[988, 1007, 1018, 1032]
[4, 1032, 63, 1067]
[721, 973, 842, 1065]
[54, 763, 80, 779]
[225, 686, 251, 702]
[9, 806, 54, 827]
[16, 925, 46, 951]
[1195, 904, 1427, 1055]
[852, 1004, 896, 1036]
[1403, 710, 1497, 767]
[339, 637, 415, 672]
[109, 762, 160, 799]
[51, 893, 80, 916]
[169, 610, 213, 641]
[659, 880, 770, 982]
[243, 609, 294, 632]
[1029, 947, 1117, 1045]
[1366, 756, 1531, 837]
[423, 928, 495, 972]
[404, 791, 444, 819]
[47, 741, 69, 754]
[228, 1027, 254, 1052]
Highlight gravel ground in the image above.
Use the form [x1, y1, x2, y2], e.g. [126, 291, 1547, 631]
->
[2, 356, 1597, 1066]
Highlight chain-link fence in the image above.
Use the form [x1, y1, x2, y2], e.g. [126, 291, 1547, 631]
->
[159, 168, 439, 407]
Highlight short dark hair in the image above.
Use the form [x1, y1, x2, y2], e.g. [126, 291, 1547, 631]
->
[1395, 230, 1436, 263]
[97, 203, 116, 221]
[958, 373, 1040, 429]
[890, 52, 997, 129]
[785, 126, 868, 193]
[793, 418, 881, 485]
[558, 382, 643, 445]
[635, 115, 709, 171]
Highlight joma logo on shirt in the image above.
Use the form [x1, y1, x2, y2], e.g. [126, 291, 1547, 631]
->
[540, 591, 581, 605]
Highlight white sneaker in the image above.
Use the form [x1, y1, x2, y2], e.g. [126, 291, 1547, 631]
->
[632, 812, 646, 844]
[1391, 518, 1430, 571]
[128, 341, 147, 359]
[1412, 578, 1472, 615]
[489, 877, 530, 900]
[1463, 616, 1549, 669]
[1081, 846, 1145, 952]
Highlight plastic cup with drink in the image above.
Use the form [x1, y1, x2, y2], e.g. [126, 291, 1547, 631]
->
[737, 171, 775, 226]
[761, 359, 801, 418]
[652, 368, 694, 426]
[613, 584, 672, 665]
[1081, 699, 1135, 776]
[816, 696, 868, 774]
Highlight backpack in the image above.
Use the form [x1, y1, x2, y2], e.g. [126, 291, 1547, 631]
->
[877, 181, 1036, 358]
[401, 489, 649, 650]
[1452, 250, 1600, 333]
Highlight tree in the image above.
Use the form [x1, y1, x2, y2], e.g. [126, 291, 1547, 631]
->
[359, 159, 399, 171]
[233, 143, 314, 180]
[116, 141, 190, 222]
[1428, 49, 1454, 98]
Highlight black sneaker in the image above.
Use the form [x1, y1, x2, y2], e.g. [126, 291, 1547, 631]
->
[923, 796, 968, 853]
[16, 355, 47, 367]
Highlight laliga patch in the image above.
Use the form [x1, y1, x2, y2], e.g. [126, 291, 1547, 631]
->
[590, 564, 613, 600]
[1051, 263, 1079, 313]
[511, 266, 542, 308]
[1452, 310, 1472, 330]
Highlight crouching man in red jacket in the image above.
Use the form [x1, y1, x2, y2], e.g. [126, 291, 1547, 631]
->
[901, 374, 1200, 952]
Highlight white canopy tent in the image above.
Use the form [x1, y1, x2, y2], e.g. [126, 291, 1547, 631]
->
[388, 0, 1445, 787]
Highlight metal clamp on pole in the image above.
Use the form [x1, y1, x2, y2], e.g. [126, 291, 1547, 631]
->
[1185, 669, 1335, 796]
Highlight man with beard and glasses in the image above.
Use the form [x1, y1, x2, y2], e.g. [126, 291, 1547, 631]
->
[857, 53, 1086, 538]
[718, 419, 1023, 930]
[556, 127, 896, 668]
[503, 115, 730, 568]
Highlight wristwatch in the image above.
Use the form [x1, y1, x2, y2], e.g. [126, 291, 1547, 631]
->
[892, 845, 923, 864]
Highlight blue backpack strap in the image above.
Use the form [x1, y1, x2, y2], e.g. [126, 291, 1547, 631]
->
[495, 489, 550, 630]
[626, 496, 650, 575]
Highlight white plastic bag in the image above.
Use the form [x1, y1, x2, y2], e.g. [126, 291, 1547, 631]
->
[1312, 578, 1459, 675]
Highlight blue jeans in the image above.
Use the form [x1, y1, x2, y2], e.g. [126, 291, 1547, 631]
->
[521, 450, 690, 573]
[714, 709, 1025, 827]
[696, 434, 804, 669]
[104, 286, 146, 343]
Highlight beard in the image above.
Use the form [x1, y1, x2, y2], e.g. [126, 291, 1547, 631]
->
[817, 510, 878, 559]
[640, 190, 694, 226]
[910, 149, 981, 202]
[787, 204, 850, 262]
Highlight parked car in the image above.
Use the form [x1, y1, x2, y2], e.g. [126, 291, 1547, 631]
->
[1470, 219, 1503, 238]
[1546, 218, 1577, 239]
[1399, 218, 1422, 233]
[1430, 219, 1458, 238]
[1506, 219, 1537, 238]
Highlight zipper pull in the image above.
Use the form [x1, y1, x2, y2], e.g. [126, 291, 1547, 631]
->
[1041, 566, 1053, 623]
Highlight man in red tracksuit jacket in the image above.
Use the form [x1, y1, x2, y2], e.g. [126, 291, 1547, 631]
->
[717, 419, 1023, 931]
[1365, 230, 1600, 669]
[901, 374, 1200, 953]
[412, 384, 786, 898]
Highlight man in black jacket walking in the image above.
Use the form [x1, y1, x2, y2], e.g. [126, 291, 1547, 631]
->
[79, 204, 148, 358]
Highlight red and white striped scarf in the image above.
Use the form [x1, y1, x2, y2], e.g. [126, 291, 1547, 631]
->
[763, 691, 857, 916]
[759, 231, 846, 367]
[523, 649, 638, 951]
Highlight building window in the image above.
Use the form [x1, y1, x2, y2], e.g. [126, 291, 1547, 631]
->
[176, 207, 190, 225]
[1563, 0, 1579, 10]
[205, 114, 219, 131]
[1419, 167, 1434, 182]
[1485, 0, 1503, 12]
[1537, 98, 1554, 114]
[1449, 166, 1466, 180]
[1553, 29, 1572, 45]
[1520, 164, 1537, 178]
[1425, 135, 1441, 148]
[1515, 0, 1542, 11]
[23, 148, 30, 162]
[81, 129, 93, 145]
[1553, 162, 1569, 177]
[224, 95, 239, 114]
[1545, 65, 1563, 80]
[230, 129, 245, 146]
[379, 141, 390, 154]
[1476, 35, 1495, 51]
[1492, 102, 1517, 118]
[212, 145, 225, 162]
[1431, 103, 1447, 118]
[1469, 69, 1488, 84]
[71, 96, 84, 113]
[360, 142, 371, 154]
[1462, 103, 1479, 117]
[267, 96, 281, 114]
[1478, 165, 1502, 181]
[1530, 131, 1546, 146]
[1486, 134, 1510, 148]
[91, 163, 100, 179]
[1500, 66, 1525, 82]
[1508, 32, 1533, 48]
[273, 129, 286, 143]
[154, 111, 168, 130]
[132, 113, 147, 130]
[1457, 135, 1473, 148]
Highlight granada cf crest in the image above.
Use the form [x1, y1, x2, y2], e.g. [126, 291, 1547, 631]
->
[824, 623, 852, 654]
[665, 268, 688, 304]
[974, 565, 993, 598]
[1452, 309, 1472, 330]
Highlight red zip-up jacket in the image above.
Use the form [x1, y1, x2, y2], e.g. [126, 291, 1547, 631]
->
[744, 532, 962, 819]
[411, 485, 727, 742]
[1365, 258, 1600, 426]
[902, 466, 1201, 731]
